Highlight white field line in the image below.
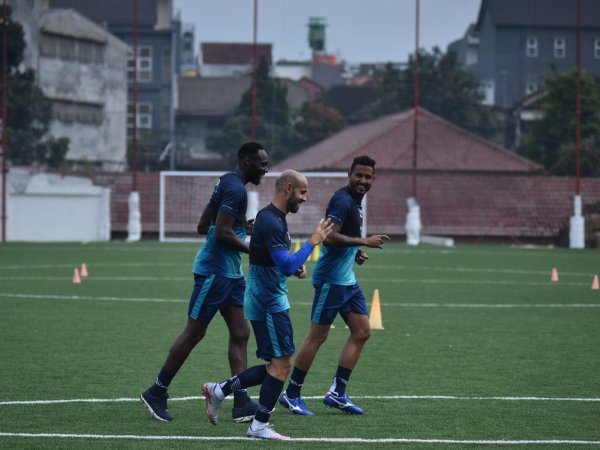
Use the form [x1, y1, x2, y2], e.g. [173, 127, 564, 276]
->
[0, 432, 599, 445]
[0, 276, 594, 287]
[2, 394, 599, 406]
[1, 292, 599, 309]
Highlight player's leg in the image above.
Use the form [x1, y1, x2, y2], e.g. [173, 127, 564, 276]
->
[323, 285, 370, 415]
[221, 298, 257, 423]
[280, 283, 338, 415]
[140, 274, 218, 421]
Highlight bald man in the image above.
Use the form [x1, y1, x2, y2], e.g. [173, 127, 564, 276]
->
[202, 170, 334, 440]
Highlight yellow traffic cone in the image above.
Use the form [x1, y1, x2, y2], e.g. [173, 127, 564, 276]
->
[311, 244, 320, 261]
[369, 289, 384, 330]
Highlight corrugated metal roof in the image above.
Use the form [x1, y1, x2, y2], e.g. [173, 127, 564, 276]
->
[201, 43, 272, 65]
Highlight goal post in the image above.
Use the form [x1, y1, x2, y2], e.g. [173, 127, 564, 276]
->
[159, 171, 365, 242]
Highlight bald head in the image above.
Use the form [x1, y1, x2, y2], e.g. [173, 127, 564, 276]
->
[273, 170, 309, 214]
[275, 170, 307, 192]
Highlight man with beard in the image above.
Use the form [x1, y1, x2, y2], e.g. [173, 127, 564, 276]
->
[279, 155, 390, 416]
[141, 142, 269, 423]
[202, 170, 334, 440]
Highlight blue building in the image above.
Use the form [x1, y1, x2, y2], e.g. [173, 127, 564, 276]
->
[450, 0, 600, 108]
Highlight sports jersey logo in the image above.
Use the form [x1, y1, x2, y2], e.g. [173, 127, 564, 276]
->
[212, 179, 221, 196]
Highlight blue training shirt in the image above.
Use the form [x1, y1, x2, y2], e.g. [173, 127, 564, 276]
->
[312, 186, 364, 286]
[244, 203, 293, 320]
[193, 171, 247, 278]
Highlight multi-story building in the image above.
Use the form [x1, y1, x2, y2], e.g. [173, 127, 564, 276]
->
[450, 0, 600, 108]
[49, 0, 181, 168]
[10, 0, 129, 170]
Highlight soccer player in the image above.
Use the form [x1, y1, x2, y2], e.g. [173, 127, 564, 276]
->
[140, 142, 269, 422]
[279, 155, 390, 416]
[202, 170, 334, 440]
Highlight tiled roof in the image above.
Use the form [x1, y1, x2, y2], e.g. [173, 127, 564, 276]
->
[177, 76, 310, 116]
[49, 0, 158, 27]
[201, 42, 272, 65]
[274, 108, 543, 173]
[477, 0, 600, 29]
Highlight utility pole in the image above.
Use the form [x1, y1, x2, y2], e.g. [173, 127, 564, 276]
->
[251, 0, 258, 140]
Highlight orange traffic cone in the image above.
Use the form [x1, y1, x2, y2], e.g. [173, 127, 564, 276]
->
[73, 268, 81, 284]
[551, 267, 559, 282]
[369, 289, 384, 330]
[81, 263, 88, 277]
[592, 275, 599, 290]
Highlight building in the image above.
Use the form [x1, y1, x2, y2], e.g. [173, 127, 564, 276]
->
[449, 0, 600, 108]
[49, 0, 181, 169]
[10, 0, 129, 170]
[199, 42, 272, 77]
[175, 76, 311, 169]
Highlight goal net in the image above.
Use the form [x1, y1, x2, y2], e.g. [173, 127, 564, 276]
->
[159, 171, 365, 242]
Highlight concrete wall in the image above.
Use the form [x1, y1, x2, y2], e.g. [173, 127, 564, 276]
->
[0, 170, 111, 242]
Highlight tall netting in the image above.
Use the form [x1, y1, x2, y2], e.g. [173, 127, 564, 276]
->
[159, 171, 355, 242]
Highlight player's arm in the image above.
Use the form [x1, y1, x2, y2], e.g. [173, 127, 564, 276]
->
[271, 218, 334, 277]
[324, 224, 390, 249]
[196, 204, 211, 235]
[214, 210, 250, 254]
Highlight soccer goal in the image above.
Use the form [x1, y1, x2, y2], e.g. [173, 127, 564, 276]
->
[159, 171, 365, 242]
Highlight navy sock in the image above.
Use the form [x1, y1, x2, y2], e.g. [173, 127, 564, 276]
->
[255, 374, 284, 424]
[150, 367, 173, 395]
[286, 367, 307, 398]
[233, 389, 251, 407]
[221, 365, 267, 397]
[334, 366, 352, 396]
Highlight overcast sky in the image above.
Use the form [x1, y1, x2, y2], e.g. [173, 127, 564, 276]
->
[173, 0, 482, 64]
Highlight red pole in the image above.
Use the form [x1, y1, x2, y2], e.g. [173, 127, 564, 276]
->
[575, 0, 581, 195]
[1, 0, 7, 242]
[412, 0, 420, 198]
[251, 0, 258, 140]
[132, 0, 138, 191]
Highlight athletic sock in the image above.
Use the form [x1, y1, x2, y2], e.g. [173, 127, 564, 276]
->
[149, 367, 173, 395]
[233, 390, 251, 407]
[332, 366, 352, 396]
[219, 364, 267, 397]
[285, 367, 307, 398]
[254, 374, 284, 423]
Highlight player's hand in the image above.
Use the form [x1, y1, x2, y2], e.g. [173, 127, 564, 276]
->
[295, 265, 307, 279]
[364, 234, 390, 249]
[246, 218, 255, 235]
[355, 248, 368, 265]
[309, 218, 334, 246]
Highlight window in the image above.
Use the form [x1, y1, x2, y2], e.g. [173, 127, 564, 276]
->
[127, 102, 153, 137]
[53, 101, 103, 125]
[128, 46, 153, 82]
[40, 33, 104, 64]
[526, 82, 538, 95]
[526, 36, 538, 58]
[595, 38, 600, 59]
[554, 37, 565, 58]
[162, 47, 172, 82]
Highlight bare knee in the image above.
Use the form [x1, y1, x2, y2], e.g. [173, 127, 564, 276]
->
[307, 326, 330, 346]
[351, 328, 371, 343]
[268, 357, 293, 381]
[182, 321, 206, 344]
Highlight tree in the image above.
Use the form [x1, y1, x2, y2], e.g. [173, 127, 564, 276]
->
[0, 6, 69, 168]
[517, 69, 600, 176]
[355, 47, 500, 140]
[208, 58, 344, 163]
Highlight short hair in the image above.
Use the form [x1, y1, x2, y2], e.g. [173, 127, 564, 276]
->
[237, 141, 265, 159]
[350, 155, 376, 173]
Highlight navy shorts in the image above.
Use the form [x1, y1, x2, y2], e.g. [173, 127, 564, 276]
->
[311, 283, 368, 325]
[188, 273, 245, 324]
[250, 310, 295, 361]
